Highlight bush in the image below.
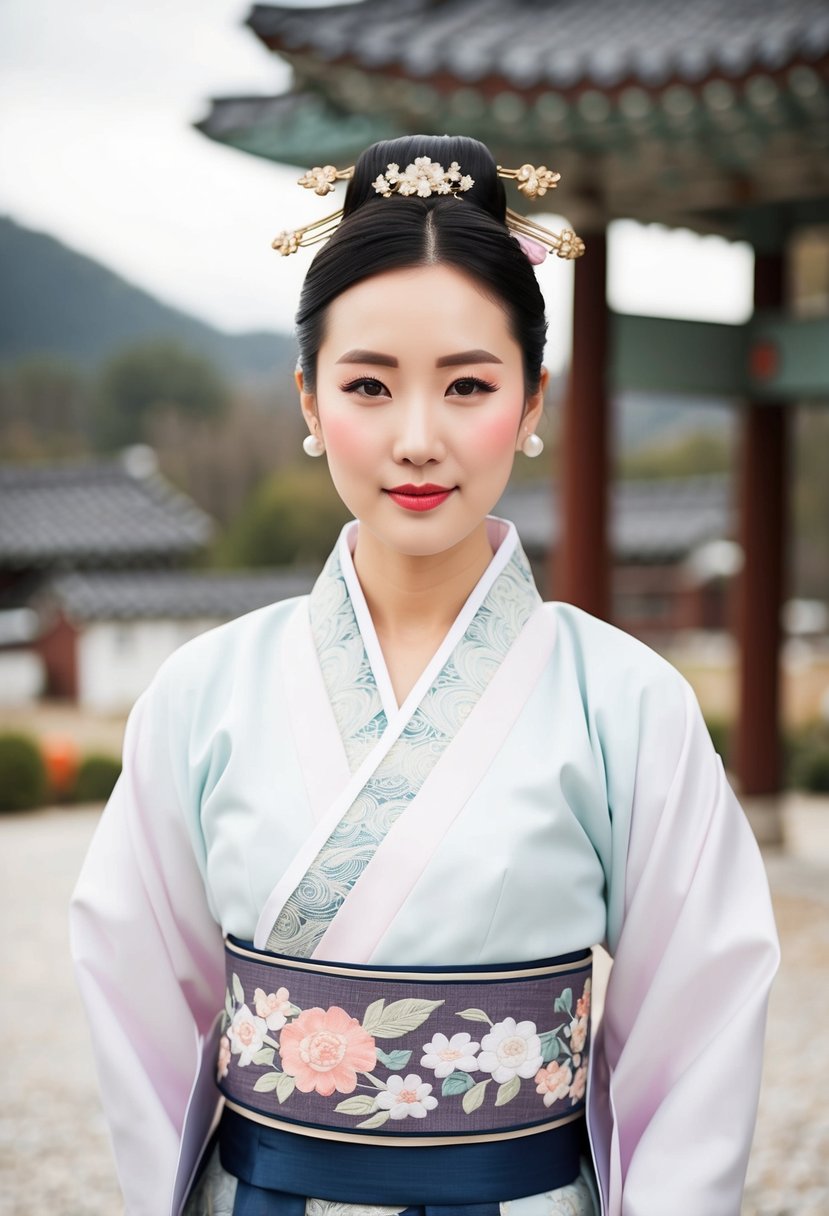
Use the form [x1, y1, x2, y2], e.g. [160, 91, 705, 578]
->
[0, 733, 47, 812]
[704, 716, 731, 765]
[786, 722, 829, 793]
[72, 754, 122, 803]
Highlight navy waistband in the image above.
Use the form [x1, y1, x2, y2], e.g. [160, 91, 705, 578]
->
[219, 1105, 585, 1206]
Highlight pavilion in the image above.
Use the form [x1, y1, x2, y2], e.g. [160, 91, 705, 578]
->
[197, 0, 829, 799]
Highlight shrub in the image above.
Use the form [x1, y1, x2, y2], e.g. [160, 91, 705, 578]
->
[704, 716, 731, 765]
[786, 722, 829, 793]
[72, 754, 122, 803]
[0, 733, 47, 812]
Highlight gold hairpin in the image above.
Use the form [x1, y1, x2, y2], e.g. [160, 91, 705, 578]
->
[272, 158, 583, 259]
[497, 164, 561, 199]
[505, 208, 585, 260]
[296, 165, 354, 196]
[271, 208, 344, 255]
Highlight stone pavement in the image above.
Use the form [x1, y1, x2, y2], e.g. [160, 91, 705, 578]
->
[0, 807, 827, 1215]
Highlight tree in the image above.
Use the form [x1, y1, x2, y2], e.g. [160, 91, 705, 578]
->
[212, 466, 351, 567]
[93, 339, 230, 450]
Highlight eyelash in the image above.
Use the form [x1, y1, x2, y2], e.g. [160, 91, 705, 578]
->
[338, 376, 499, 399]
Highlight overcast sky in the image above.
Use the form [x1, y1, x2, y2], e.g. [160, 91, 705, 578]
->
[0, 0, 754, 371]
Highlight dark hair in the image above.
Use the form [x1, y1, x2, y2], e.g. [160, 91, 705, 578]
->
[294, 134, 548, 398]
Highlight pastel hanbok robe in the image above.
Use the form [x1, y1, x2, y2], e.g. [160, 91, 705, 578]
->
[69, 516, 780, 1216]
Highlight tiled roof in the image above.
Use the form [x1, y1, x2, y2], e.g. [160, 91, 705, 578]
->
[35, 568, 316, 622]
[248, 0, 829, 90]
[0, 451, 214, 568]
[497, 474, 732, 561]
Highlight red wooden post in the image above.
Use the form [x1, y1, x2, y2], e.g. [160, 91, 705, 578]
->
[551, 229, 610, 619]
[734, 251, 790, 795]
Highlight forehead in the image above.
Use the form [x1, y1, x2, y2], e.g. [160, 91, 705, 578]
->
[319, 263, 516, 358]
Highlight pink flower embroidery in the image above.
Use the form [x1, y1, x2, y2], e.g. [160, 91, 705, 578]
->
[534, 1060, 573, 1107]
[576, 978, 592, 1020]
[569, 1015, 588, 1055]
[254, 986, 292, 1031]
[279, 1006, 376, 1097]
[570, 1064, 588, 1103]
[217, 1035, 231, 1080]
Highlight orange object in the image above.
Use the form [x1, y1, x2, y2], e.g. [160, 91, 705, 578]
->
[42, 734, 80, 796]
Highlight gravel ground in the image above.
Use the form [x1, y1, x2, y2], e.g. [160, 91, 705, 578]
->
[0, 808, 826, 1216]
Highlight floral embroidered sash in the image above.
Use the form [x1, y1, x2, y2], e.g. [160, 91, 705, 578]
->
[219, 938, 592, 1144]
[265, 530, 542, 957]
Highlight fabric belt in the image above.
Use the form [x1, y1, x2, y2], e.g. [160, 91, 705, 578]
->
[215, 937, 593, 1207]
[219, 1105, 587, 1212]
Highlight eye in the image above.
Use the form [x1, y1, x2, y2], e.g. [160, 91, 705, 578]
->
[448, 377, 498, 397]
[338, 377, 389, 399]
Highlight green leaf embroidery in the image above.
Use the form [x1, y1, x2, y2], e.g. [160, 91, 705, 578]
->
[455, 1008, 492, 1024]
[286, 1004, 302, 1018]
[495, 1075, 521, 1107]
[554, 987, 573, 1015]
[539, 1031, 562, 1063]
[251, 1047, 275, 1067]
[275, 1072, 296, 1104]
[334, 1095, 378, 1115]
[263, 1035, 281, 1049]
[441, 1071, 476, 1097]
[253, 1072, 280, 1093]
[356, 1110, 391, 1130]
[362, 1072, 388, 1090]
[361, 998, 386, 1034]
[462, 1079, 491, 1114]
[366, 998, 445, 1040]
[224, 990, 233, 1019]
[375, 1048, 412, 1071]
[231, 973, 245, 1005]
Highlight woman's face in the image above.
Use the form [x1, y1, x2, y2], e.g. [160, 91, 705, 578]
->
[297, 262, 546, 558]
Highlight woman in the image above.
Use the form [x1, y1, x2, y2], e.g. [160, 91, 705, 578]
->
[70, 135, 780, 1216]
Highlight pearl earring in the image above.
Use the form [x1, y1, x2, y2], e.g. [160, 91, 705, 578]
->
[303, 433, 325, 457]
[521, 432, 544, 458]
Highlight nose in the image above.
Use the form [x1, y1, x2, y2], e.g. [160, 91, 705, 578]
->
[391, 396, 446, 466]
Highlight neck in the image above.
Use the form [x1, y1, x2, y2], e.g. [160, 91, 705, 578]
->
[351, 520, 496, 641]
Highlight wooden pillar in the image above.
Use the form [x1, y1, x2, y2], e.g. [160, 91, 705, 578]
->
[734, 251, 790, 795]
[551, 229, 610, 619]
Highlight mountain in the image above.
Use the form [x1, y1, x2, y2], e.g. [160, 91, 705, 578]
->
[0, 215, 296, 379]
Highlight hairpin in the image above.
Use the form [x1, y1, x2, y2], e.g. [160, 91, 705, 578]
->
[272, 158, 584, 260]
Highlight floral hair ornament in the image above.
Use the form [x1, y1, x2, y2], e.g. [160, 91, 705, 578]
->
[272, 158, 584, 261]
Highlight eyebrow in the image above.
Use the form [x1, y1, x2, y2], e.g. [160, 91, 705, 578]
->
[335, 348, 503, 368]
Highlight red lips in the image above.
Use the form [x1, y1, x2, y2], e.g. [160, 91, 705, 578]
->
[385, 484, 456, 512]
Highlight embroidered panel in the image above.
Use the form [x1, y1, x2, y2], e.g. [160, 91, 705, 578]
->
[308, 547, 388, 773]
[267, 542, 541, 956]
[219, 941, 592, 1140]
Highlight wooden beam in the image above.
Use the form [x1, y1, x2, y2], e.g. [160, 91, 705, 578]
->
[734, 252, 790, 797]
[552, 230, 610, 619]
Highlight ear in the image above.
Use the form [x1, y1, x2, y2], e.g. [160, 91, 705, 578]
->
[295, 366, 321, 437]
[517, 366, 549, 448]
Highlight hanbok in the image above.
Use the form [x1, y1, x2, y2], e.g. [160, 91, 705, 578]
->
[69, 516, 780, 1216]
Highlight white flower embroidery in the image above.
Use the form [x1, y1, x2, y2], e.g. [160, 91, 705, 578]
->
[477, 1017, 543, 1083]
[253, 986, 292, 1031]
[374, 1073, 439, 1119]
[228, 1004, 267, 1067]
[420, 1031, 480, 1078]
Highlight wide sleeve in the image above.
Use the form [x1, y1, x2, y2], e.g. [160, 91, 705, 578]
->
[68, 658, 226, 1216]
[587, 669, 780, 1215]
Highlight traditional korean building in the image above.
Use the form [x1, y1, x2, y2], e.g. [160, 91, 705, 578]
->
[0, 451, 314, 711]
[197, 0, 829, 797]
